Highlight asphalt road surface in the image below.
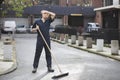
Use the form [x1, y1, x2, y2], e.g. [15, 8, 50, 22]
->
[0, 34, 120, 80]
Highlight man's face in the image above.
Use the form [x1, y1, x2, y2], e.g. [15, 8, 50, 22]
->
[42, 12, 50, 20]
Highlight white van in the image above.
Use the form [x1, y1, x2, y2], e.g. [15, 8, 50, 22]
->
[4, 21, 16, 33]
[87, 23, 100, 32]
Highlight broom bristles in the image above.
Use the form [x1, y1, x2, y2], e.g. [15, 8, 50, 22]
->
[52, 72, 69, 79]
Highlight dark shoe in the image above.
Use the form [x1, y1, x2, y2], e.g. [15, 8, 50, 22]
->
[48, 67, 54, 72]
[32, 68, 37, 73]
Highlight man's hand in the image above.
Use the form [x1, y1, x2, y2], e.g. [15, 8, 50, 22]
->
[32, 25, 39, 32]
[36, 25, 39, 30]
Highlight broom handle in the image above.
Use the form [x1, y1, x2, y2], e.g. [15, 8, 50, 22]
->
[36, 25, 62, 73]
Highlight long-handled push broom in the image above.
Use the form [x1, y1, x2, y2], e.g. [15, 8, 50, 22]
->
[36, 25, 69, 79]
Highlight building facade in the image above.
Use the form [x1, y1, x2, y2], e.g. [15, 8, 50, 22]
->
[59, 0, 102, 7]
[94, 0, 120, 29]
[24, 0, 103, 32]
[58, 0, 103, 29]
[94, 0, 120, 43]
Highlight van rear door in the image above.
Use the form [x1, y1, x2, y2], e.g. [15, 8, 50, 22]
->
[4, 21, 16, 32]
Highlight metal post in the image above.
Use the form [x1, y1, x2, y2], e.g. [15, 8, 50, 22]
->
[96, 39, 104, 52]
[71, 35, 76, 44]
[78, 36, 83, 46]
[86, 37, 92, 48]
[111, 40, 119, 55]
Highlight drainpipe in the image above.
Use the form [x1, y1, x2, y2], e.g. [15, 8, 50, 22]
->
[63, 0, 69, 26]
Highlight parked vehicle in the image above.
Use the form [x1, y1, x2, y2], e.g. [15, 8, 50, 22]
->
[86, 23, 100, 32]
[16, 25, 27, 33]
[4, 21, 16, 33]
[28, 25, 54, 33]
[28, 25, 33, 33]
[49, 25, 55, 32]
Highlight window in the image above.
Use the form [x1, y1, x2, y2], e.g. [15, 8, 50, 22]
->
[83, 0, 92, 6]
[105, 0, 113, 6]
[77, 0, 92, 6]
[39, 0, 59, 5]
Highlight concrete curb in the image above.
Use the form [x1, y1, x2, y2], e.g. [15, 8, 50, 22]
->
[68, 44, 120, 61]
[51, 38, 66, 44]
[0, 62, 17, 76]
[51, 38, 120, 62]
[0, 41, 17, 76]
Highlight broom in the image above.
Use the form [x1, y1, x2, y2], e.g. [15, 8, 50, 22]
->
[36, 25, 69, 79]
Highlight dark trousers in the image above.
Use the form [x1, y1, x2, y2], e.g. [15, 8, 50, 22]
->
[33, 37, 52, 69]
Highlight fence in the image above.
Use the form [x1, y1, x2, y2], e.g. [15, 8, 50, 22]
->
[90, 29, 120, 44]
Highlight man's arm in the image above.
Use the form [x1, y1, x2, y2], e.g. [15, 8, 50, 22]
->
[41, 10, 56, 20]
[47, 11, 56, 20]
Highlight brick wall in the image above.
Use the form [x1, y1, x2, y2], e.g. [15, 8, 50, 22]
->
[92, 0, 103, 8]
[59, 0, 67, 6]
[59, 0, 103, 7]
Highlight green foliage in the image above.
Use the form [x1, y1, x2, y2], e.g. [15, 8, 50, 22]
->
[3, 0, 32, 17]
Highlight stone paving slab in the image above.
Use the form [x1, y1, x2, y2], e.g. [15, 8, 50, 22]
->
[0, 39, 17, 76]
[3, 45, 13, 60]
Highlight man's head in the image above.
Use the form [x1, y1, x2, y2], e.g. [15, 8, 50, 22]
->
[41, 10, 50, 20]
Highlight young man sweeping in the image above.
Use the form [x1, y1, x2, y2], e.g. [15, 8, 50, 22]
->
[32, 10, 56, 73]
